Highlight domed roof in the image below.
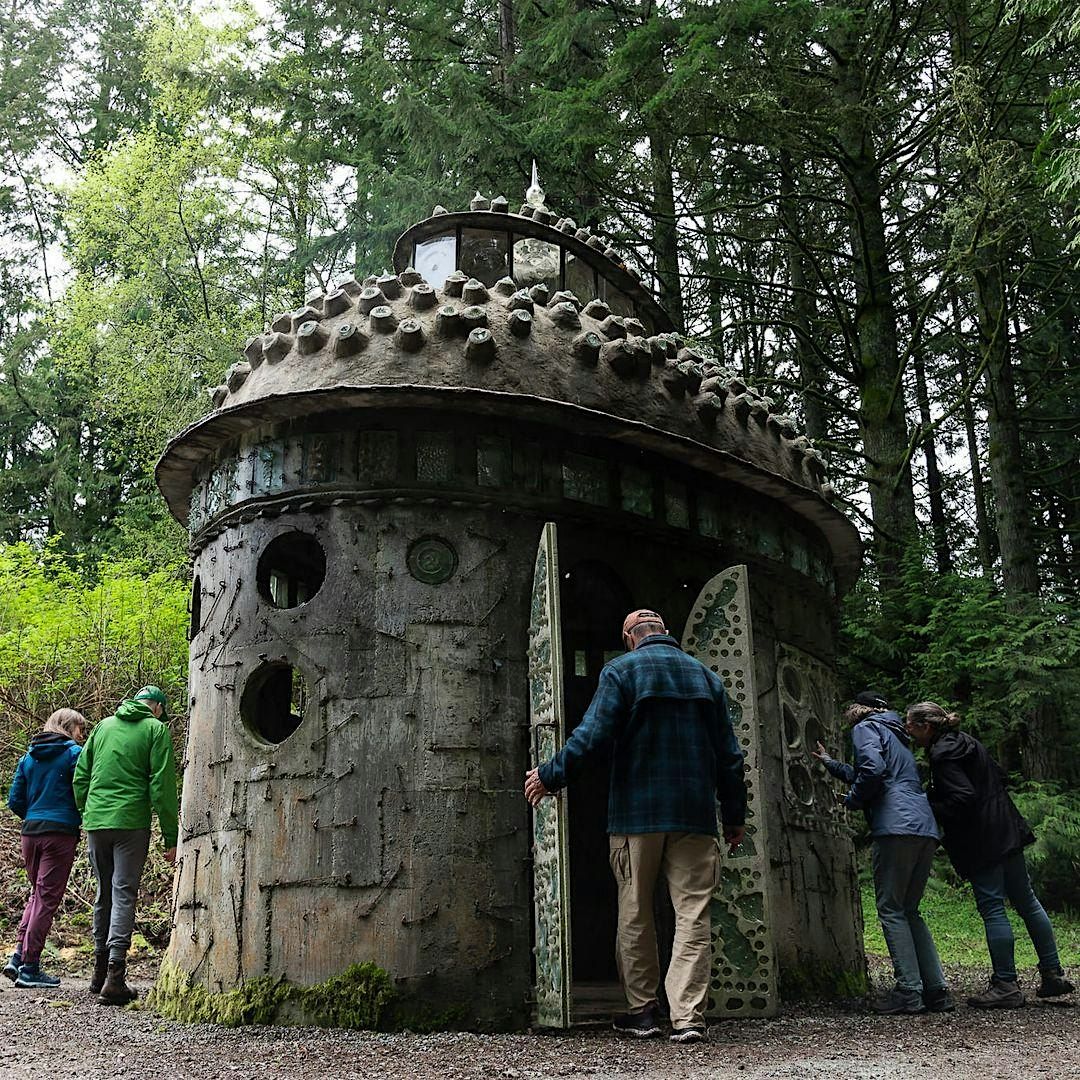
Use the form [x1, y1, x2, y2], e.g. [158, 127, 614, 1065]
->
[157, 206, 860, 590]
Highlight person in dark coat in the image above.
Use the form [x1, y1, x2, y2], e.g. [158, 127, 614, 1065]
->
[815, 691, 953, 1015]
[4, 708, 87, 989]
[906, 701, 1074, 1008]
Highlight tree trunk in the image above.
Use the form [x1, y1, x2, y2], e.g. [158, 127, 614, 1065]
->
[778, 153, 827, 446]
[912, 347, 952, 575]
[976, 262, 1039, 597]
[649, 132, 684, 333]
[832, 34, 917, 589]
[949, 292, 995, 572]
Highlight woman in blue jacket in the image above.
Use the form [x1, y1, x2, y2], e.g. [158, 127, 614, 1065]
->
[814, 691, 952, 1015]
[4, 708, 87, 989]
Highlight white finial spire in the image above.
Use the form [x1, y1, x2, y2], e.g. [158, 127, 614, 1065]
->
[525, 159, 545, 208]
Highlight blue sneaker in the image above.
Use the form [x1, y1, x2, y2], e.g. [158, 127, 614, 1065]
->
[14, 964, 60, 989]
[1, 954, 20, 982]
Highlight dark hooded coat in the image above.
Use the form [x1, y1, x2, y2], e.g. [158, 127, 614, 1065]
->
[926, 730, 1034, 878]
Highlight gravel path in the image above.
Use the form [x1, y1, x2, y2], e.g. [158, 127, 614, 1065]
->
[1, 970, 1077, 1080]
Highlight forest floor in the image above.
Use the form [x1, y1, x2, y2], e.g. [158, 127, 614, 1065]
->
[0, 958, 1077, 1079]
[2, 836, 1079, 1079]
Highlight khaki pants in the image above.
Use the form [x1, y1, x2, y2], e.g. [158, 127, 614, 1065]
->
[608, 832, 719, 1029]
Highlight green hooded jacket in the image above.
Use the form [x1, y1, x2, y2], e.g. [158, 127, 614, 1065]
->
[73, 699, 179, 847]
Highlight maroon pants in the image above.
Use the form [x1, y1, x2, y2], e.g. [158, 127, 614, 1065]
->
[17, 833, 78, 966]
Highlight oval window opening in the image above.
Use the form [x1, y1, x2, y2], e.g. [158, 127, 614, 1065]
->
[241, 661, 309, 745]
[257, 531, 326, 609]
[189, 576, 202, 640]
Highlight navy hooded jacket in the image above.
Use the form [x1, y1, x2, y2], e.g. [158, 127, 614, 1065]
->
[7, 732, 82, 835]
[822, 710, 939, 839]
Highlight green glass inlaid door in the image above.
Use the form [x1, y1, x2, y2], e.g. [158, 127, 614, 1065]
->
[682, 565, 778, 1019]
[529, 522, 573, 1027]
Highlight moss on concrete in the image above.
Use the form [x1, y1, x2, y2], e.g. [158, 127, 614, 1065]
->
[149, 960, 394, 1029]
[781, 961, 868, 1002]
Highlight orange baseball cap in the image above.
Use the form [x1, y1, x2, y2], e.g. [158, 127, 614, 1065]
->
[622, 609, 666, 636]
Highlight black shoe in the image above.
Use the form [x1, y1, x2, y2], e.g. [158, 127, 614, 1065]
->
[872, 987, 926, 1014]
[670, 1025, 707, 1043]
[1037, 969, 1075, 998]
[923, 987, 957, 1013]
[967, 977, 1025, 1009]
[1, 954, 20, 982]
[612, 1005, 663, 1038]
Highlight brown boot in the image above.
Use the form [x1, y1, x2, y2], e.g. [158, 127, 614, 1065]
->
[967, 977, 1025, 1009]
[99, 957, 137, 1005]
[89, 952, 109, 995]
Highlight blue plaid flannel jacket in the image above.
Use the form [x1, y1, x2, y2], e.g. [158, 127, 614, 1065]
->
[537, 634, 746, 835]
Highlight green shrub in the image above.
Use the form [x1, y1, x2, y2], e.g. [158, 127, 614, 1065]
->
[1012, 783, 1080, 912]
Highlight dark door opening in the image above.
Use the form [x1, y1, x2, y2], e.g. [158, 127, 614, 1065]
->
[561, 559, 630, 1019]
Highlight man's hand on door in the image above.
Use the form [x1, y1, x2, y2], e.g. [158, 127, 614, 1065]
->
[524, 767, 551, 806]
[723, 824, 745, 855]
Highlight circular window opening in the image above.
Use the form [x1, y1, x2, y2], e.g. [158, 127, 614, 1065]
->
[257, 531, 326, 609]
[241, 661, 309, 745]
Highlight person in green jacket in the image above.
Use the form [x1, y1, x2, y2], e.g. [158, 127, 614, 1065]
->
[73, 686, 179, 1005]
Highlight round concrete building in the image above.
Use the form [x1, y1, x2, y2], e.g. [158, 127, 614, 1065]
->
[155, 185, 865, 1030]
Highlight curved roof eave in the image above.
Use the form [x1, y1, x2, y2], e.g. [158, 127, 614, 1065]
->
[157, 385, 862, 594]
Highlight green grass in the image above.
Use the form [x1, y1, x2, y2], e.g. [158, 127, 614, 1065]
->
[862, 874, 1080, 968]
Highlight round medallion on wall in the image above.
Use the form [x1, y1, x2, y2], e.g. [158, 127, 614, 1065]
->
[407, 536, 458, 584]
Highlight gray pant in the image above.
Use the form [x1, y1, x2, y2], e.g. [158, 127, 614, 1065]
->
[872, 835, 946, 994]
[87, 829, 150, 961]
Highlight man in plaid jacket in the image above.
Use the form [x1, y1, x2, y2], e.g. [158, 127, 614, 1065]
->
[525, 609, 746, 1043]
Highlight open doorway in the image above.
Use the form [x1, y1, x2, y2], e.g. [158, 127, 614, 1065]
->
[560, 559, 630, 1020]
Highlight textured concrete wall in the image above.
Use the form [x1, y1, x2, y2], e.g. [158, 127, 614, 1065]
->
[173, 502, 537, 1028]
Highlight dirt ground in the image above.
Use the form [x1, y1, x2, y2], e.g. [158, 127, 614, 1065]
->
[0, 964, 1077, 1080]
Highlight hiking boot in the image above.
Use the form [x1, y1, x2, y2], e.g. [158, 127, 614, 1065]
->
[98, 958, 137, 1005]
[670, 1025, 708, 1043]
[14, 964, 60, 989]
[1, 953, 20, 982]
[872, 987, 926, 1014]
[1037, 969, 1076, 998]
[967, 977, 1025, 1009]
[923, 987, 957, 1013]
[89, 952, 109, 995]
[612, 1004, 663, 1038]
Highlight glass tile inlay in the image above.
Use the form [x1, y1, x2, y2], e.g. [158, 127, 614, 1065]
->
[302, 434, 338, 484]
[477, 435, 512, 488]
[357, 430, 398, 483]
[698, 490, 722, 539]
[665, 481, 690, 529]
[254, 442, 284, 495]
[621, 464, 653, 517]
[562, 452, 609, 506]
[514, 443, 544, 492]
[417, 431, 455, 483]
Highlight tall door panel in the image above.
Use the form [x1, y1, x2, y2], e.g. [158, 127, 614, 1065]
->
[683, 565, 778, 1019]
[529, 523, 572, 1027]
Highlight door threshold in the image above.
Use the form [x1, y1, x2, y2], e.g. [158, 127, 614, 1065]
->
[571, 981, 624, 1024]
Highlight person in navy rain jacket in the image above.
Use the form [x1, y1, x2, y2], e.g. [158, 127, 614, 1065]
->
[815, 691, 953, 1015]
[5, 708, 87, 989]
